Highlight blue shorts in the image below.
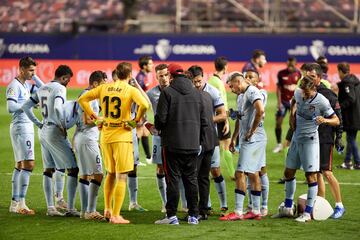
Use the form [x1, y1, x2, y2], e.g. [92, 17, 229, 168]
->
[276, 101, 291, 117]
[210, 146, 220, 168]
[286, 140, 320, 172]
[237, 141, 266, 173]
[152, 135, 162, 164]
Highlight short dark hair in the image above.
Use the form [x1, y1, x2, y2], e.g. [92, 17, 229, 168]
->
[19, 57, 36, 68]
[112, 69, 117, 79]
[300, 75, 316, 91]
[214, 57, 228, 71]
[155, 63, 168, 72]
[245, 69, 259, 77]
[308, 63, 323, 77]
[89, 70, 105, 85]
[138, 56, 152, 69]
[316, 57, 328, 74]
[288, 56, 297, 62]
[55, 65, 73, 78]
[116, 62, 132, 79]
[252, 49, 266, 59]
[337, 62, 350, 74]
[300, 63, 312, 72]
[187, 65, 203, 79]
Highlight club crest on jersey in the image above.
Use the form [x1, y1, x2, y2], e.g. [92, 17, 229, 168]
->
[309, 105, 316, 112]
[7, 87, 16, 97]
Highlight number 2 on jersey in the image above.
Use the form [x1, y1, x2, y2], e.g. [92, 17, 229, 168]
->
[103, 96, 121, 118]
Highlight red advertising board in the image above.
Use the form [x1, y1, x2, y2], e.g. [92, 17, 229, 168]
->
[1, 59, 360, 92]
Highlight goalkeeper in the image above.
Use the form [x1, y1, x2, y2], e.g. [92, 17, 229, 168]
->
[78, 62, 149, 224]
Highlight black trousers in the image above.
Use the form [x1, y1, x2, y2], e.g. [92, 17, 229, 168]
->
[162, 148, 199, 217]
[197, 149, 213, 214]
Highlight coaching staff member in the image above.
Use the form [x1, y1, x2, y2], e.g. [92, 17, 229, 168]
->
[155, 63, 206, 225]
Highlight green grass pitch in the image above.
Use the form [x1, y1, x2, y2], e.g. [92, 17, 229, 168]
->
[1, 87, 360, 240]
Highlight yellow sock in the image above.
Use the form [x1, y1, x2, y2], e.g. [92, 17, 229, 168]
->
[112, 180, 126, 217]
[104, 174, 115, 211]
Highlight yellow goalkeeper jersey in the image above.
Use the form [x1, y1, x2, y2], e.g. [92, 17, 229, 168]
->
[78, 80, 149, 143]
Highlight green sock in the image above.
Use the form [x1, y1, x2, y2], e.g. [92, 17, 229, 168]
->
[223, 150, 235, 177]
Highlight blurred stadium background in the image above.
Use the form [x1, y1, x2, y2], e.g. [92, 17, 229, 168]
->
[0, 0, 359, 91]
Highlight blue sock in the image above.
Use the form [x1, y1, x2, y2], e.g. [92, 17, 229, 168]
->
[285, 177, 296, 208]
[261, 174, 269, 208]
[87, 180, 101, 213]
[43, 173, 54, 207]
[19, 169, 32, 199]
[127, 175, 138, 204]
[251, 190, 261, 213]
[246, 177, 252, 208]
[305, 182, 318, 214]
[54, 169, 65, 199]
[79, 179, 89, 212]
[179, 179, 187, 209]
[214, 175, 227, 208]
[156, 174, 167, 205]
[11, 168, 21, 201]
[235, 189, 245, 213]
[67, 174, 78, 210]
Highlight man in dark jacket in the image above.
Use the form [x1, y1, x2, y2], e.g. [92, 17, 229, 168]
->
[337, 62, 360, 169]
[154, 63, 206, 225]
[308, 63, 345, 219]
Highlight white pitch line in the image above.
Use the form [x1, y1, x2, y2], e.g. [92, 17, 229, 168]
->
[1, 172, 360, 186]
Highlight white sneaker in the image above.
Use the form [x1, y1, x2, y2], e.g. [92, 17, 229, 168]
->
[65, 209, 81, 217]
[55, 197, 68, 211]
[17, 199, 35, 215]
[155, 216, 179, 225]
[9, 200, 19, 213]
[271, 206, 294, 218]
[295, 213, 311, 223]
[261, 207, 268, 217]
[128, 203, 148, 212]
[146, 158, 152, 164]
[272, 143, 283, 153]
[47, 207, 64, 216]
[84, 211, 106, 221]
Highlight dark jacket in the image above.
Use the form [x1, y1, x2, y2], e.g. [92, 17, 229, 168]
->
[155, 75, 206, 153]
[199, 91, 219, 152]
[317, 83, 343, 144]
[337, 74, 360, 131]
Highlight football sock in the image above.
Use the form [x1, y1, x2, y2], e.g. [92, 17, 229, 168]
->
[127, 173, 138, 204]
[43, 172, 54, 207]
[19, 169, 32, 199]
[79, 179, 89, 213]
[179, 179, 187, 209]
[285, 177, 296, 208]
[235, 189, 245, 213]
[141, 136, 151, 159]
[104, 174, 115, 211]
[88, 180, 101, 213]
[246, 177, 252, 208]
[305, 182, 318, 214]
[11, 168, 21, 201]
[207, 195, 212, 209]
[261, 174, 269, 208]
[156, 174, 167, 205]
[251, 190, 261, 214]
[112, 180, 126, 217]
[214, 175, 227, 208]
[275, 127, 282, 144]
[223, 150, 235, 177]
[67, 173, 78, 210]
[54, 169, 65, 199]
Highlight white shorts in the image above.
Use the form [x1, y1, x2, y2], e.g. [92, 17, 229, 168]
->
[40, 125, 77, 169]
[286, 140, 320, 172]
[210, 146, 221, 168]
[237, 141, 266, 174]
[73, 132, 103, 176]
[152, 135, 162, 164]
[10, 126, 34, 162]
[132, 128, 139, 165]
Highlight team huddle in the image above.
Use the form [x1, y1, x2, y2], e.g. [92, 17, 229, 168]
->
[6, 51, 349, 224]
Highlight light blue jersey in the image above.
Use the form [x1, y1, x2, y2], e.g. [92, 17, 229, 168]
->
[6, 76, 43, 134]
[238, 85, 267, 143]
[75, 89, 100, 140]
[293, 89, 334, 143]
[202, 83, 224, 111]
[147, 85, 162, 114]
